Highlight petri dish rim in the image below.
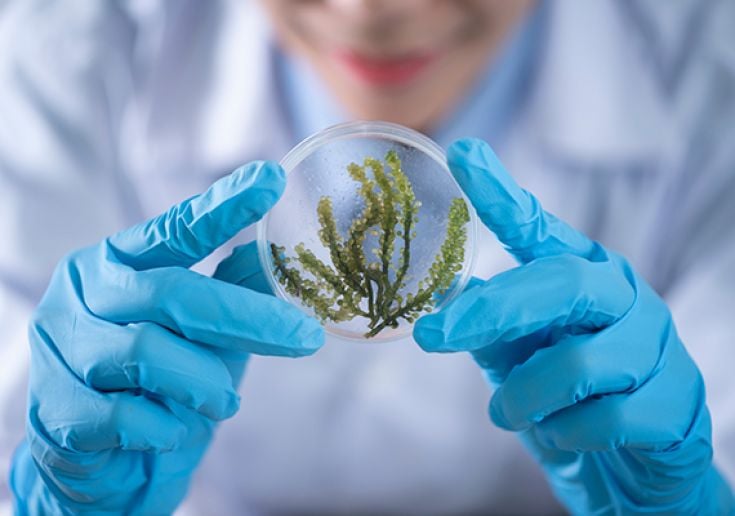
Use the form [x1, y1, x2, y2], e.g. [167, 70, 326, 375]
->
[256, 120, 478, 342]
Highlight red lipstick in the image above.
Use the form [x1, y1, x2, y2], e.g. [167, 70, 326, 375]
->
[334, 50, 438, 87]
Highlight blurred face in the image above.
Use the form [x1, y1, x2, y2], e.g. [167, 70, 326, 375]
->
[260, 0, 534, 131]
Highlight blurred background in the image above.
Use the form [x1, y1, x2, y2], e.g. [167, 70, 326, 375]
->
[1, 1, 733, 514]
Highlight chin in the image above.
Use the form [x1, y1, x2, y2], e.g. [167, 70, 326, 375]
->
[333, 82, 439, 131]
[345, 102, 429, 131]
[318, 53, 456, 131]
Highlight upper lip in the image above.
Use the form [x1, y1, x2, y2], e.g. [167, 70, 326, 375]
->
[337, 49, 436, 62]
[332, 49, 439, 86]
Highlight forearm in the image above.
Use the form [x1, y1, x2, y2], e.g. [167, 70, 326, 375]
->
[519, 402, 735, 515]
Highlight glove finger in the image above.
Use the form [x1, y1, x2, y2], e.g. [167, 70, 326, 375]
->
[47, 391, 187, 453]
[64, 315, 241, 421]
[211, 241, 278, 385]
[463, 276, 536, 385]
[463, 276, 485, 291]
[79, 249, 323, 357]
[28, 326, 187, 454]
[471, 330, 548, 386]
[107, 161, 285, 270]
[414, 254, 634, 353]
[490, 333, 657, 432]
[430, 274, 484, 307]
[488, 274, 670, 430]
[447, 138, 601, 264]
[214, 241, 274, 294]
[534, 339, 707, 453]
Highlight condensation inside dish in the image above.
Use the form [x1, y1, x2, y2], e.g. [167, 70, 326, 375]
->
[264, 135, 471, 341]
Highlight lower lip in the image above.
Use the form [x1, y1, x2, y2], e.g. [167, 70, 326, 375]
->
[334, 51, 439, 87]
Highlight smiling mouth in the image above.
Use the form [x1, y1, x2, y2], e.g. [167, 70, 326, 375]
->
[333, 50, 440, 87]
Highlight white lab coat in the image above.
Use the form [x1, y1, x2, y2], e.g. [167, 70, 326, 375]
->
[1, 1, 734, 514]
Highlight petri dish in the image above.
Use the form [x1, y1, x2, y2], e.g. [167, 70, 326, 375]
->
[257, 120, 477, 342]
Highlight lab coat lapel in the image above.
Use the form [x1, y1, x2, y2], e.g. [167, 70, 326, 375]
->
[122, 1, 294, 228]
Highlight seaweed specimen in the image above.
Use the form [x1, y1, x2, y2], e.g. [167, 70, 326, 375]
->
[271, 150, 469, 338]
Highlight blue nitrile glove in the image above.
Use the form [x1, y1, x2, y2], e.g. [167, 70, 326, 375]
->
[9, 162, 324, 515]
[414, 139, 735, 514]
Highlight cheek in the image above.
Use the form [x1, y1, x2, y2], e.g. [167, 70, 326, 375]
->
[260, 0, 325, 51]
[449, 2, 499, 45]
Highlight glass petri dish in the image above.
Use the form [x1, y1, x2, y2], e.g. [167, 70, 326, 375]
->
[257, 120, 477, 342]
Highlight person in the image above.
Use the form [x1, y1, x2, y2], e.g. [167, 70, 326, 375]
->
[1, 0, 734, 513]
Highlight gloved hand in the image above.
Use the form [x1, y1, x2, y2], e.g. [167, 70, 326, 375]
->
[414, 139, 735, 514]
[9, 161, 324, 515]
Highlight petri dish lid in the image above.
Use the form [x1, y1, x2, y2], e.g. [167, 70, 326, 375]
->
[257, 120, 477, 342]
